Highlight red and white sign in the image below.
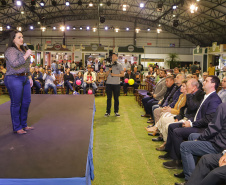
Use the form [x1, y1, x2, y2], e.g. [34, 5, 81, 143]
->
[54, 44, 61, 50]
[46, 40, 51, 44]
[147, 43, 152, 45]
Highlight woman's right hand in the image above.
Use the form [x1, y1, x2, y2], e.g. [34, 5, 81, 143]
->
[25, 49, 32, 58]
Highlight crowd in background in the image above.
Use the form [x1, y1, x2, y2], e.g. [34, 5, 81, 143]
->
[1, 55, 226, 184]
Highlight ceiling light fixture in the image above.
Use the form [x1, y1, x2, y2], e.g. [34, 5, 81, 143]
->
[16, 0, 22, 6]
[65, 0, 70, 6]
[105, 26, 108, 30]
[40, 0, 45, 6]
[60, 26, 65, 31]
[140, 3, 144, 8]
[190, 4, 198, 13]
[30, 26, 34, 30]
[41, 26, 46, 32]
[89, 1, 93, 7]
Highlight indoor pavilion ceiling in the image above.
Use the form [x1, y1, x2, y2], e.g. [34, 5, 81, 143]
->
[0, 0, 225, 46]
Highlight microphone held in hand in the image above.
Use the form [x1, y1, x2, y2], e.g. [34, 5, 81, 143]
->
[23, 43, 29, 50]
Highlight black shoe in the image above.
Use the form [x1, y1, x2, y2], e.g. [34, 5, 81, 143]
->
[175, 181, 187, 185]
[104, 113, 110, 117]
[148, 132, 160, 136]
[174, 171, 185, 178]
[158, 153, 171, 160]
[152, 136, 163, 141]
[163, 160, 183, 169]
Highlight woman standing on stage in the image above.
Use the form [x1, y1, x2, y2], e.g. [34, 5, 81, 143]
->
[4, 31, 34, 134]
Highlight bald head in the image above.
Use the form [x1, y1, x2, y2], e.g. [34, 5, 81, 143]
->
[175, 73, 185, 86]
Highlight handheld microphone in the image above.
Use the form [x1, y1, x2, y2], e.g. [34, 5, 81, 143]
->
[23, 43, 29, 50]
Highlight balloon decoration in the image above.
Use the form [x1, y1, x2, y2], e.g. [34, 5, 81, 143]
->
[124, 78, 129, 83]
[88, 89, 93, 94]
[128, 79, 135, 85]
[76, 80, 81, 86]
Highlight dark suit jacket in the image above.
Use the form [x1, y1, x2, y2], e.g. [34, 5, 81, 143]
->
[191, 91, 222, 128]
[175, 89, 205, 121]
[198, 103, 226, 152]
[124, 72, 136, 81]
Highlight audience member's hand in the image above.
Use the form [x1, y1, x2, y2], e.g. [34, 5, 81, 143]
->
[111, 73, 116, 77]
[153, 94, 156, 98]
[69, 81, 73, 83]
[182, 121, 191, 128]
[175, 119, 178, 122]
[29, 78, 33, 87]
[109, 67, 112, 71]
[219, 154, 226, 167]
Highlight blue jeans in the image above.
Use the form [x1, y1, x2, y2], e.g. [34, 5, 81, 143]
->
[64, 80, 73, 94]
[180, 133, 218, 181]
[4, 75, 31, 132]
[33, 80, 42, 94]
[44, 83, 57, 94]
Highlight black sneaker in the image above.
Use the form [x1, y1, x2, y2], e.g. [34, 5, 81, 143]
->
[158, 153, 171, 160]
[104, 113, 110, 117]
[115, 112, 120, 117]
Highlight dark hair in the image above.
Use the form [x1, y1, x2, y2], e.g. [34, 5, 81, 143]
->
[192, 73, 199, 78]
[208, 75, 220, 90]
[7, 30, 26, 52]
[194, 61, 198, 65]
[166, 75, 174, 80]
[160, 69, 166, 74]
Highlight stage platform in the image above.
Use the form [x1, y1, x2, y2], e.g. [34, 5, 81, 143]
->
[0, 94, 95, 185]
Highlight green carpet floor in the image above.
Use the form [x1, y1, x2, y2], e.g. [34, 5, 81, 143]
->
[93, 95, 183, 185]
[0, 94, 183, 185]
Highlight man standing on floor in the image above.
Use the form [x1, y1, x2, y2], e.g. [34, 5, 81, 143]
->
[105, 53, 124, 117]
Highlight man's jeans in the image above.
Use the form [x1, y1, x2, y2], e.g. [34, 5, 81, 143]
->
[44, 83, 57, 94]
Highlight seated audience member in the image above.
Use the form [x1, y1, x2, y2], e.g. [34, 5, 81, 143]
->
[64, 68, 74, 94]
[70, 61, 76, 71]
[32, 66, 43, 94]
[97, 67, 106, 86]
[192, 73, 203, 89]
[83, 65, 97, 94]
[0, 68, 5, 85]
[93, 59, 101, 72]
[91, 66, 97, 78]
[150, 80, 187, 149]
[51, 60, 57, 74]
[146, 66, 155, 79]
[30, 67, 34, 75]
[122, 59, 131, 71]
[43, 68, 57, 94]
[155, 68, 160, 82]
[151, 73, 184, 125]
[160, 76, 222, 170]
[176, 102, 226, 185]
[74, 71, 83, 92]
[196, 69, 202, 82]
[202, 72, 208, 82]
[133, 67, 141, 84]
[0, 64, 6, 74]
[141, 69, 167, 117]
[174, 67, 180, 75]
[149, 76, 177, 121]
[186, 74, 193, 80]
[123, 68, 139, 95]
[183, 152, 226, 185]
[218, 77, 226, 103]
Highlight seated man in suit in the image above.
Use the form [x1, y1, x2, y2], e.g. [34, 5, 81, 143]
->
[123, 68, 139, 95]
[141, 69, 167, 117]
[159, 76, 222, 169]
[175, 102, 225, 185]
